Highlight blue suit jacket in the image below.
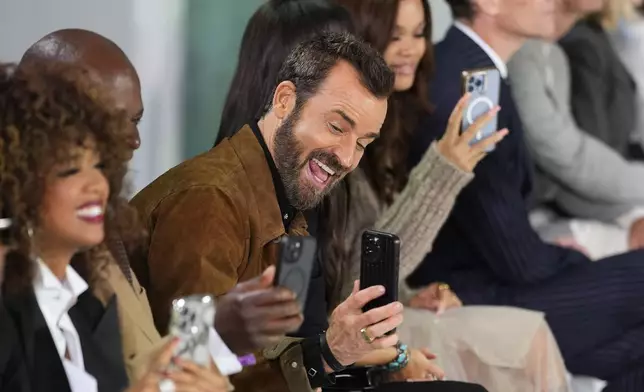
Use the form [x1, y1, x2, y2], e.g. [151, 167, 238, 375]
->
[406, 26, 590, 304]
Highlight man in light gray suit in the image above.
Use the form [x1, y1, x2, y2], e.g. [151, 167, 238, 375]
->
[508, 0, 644, 259]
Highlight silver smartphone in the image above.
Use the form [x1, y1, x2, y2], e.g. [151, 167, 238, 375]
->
[168, 294, 215, 368]
[461, 67, 501, 152]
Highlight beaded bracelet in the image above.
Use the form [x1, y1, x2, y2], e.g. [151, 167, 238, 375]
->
[379, 342, 410, 372]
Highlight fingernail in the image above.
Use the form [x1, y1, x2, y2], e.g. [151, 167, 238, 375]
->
[377, 286, 385, 293]
[394, 302, 403, 310]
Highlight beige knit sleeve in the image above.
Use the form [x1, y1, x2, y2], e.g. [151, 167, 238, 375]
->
[376, 142, 473, 303]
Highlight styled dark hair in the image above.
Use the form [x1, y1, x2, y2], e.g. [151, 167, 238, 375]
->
[267, 31, 394, 118]
[336, 0, 433, 204]
[0, 62, 139, 293]
[215, 0, 355, 145]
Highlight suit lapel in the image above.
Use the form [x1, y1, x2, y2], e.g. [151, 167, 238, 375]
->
[105, 263, 159, 343]
[3, 290, 39, 373]
[3, 289, 72, 392]
[70, 291, 128, 392]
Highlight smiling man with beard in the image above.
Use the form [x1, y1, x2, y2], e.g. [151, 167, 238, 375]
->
[130, 32, 403, 392]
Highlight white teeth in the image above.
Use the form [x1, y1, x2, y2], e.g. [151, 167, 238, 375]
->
[312, 158, 335, 176]
[394, 65, 414, 75]
[76, 205, 103, 218]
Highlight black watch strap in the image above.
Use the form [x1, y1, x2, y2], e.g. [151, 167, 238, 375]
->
[301, 335, 333, 389]
[320, 332, 347, 372]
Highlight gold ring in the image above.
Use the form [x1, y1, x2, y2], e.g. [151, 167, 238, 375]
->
[437, 283, 450, 292]
[360, 327, 375, 344]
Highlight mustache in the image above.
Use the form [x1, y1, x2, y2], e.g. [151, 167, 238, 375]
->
[304, 150, 350, 176]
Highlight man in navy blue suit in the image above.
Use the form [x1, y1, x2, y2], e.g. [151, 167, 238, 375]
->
[407, 0, 644, 389]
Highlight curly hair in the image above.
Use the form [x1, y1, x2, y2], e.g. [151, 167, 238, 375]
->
[0, 61, 141, 294]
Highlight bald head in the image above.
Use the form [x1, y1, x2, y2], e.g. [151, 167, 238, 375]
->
[21, 29, 143, 150]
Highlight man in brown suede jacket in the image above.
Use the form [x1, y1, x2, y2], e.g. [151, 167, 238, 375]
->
[130, 32, 407, 392]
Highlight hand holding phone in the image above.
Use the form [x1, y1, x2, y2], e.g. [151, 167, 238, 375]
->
[359, 230, 400, 315]
[436, 91, 508, 173]
[214, 266, 304, 355]
[460, 68, 505, 153]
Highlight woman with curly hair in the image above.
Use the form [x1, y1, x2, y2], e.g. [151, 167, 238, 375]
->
[0, 62, 224, 392]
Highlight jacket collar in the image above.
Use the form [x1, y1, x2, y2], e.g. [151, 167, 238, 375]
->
[228, 125, 308, 243]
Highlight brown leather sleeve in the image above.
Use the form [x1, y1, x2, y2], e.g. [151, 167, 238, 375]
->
[141, 186, 249, 333]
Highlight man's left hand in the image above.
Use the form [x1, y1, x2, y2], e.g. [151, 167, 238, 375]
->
[408, 283, 462, 314]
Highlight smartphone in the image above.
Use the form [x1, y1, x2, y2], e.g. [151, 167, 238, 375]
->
[461, 67, 501, 152]
[168, 294, 215, 368]
[274, 236, 317, 309]
[359, 230, 400, 317]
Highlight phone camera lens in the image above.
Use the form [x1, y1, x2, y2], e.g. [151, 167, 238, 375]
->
[286, 239, 302, 263]
[365, 236, 383, 263]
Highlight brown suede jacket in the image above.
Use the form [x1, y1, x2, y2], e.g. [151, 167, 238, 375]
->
[130, 125, 313, 392]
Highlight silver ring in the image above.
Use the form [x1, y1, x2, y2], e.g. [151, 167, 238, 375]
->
[158, 378, 176, 392]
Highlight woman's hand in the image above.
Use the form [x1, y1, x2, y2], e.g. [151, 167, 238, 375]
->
[125, 338, 177, 392]
[167, 359, 229, 392]
[388, 348, 445, 382]
[408, 282, 462, 314]
[436, 93, 508, 173]
[126, 339, 229, 392]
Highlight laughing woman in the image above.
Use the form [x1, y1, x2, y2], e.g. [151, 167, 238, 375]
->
[0, 63, 224, 392]
[0, 62, 134, 391]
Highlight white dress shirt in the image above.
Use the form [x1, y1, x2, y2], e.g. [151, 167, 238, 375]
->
[33, 259, 89, 369]
[454, 21, 508, 78]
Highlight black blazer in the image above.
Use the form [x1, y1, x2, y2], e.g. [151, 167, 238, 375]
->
[0, 288, 128, 392]
[406, 26, 590, 302]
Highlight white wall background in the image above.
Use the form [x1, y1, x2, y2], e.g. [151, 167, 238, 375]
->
[0, 0, 185, 195]
[430, 0, 454, 42]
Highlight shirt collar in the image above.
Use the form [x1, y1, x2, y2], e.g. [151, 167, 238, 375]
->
[34, 258, 89, 299]
[249, 121, 297, 231]
[454, 21, 508, 79]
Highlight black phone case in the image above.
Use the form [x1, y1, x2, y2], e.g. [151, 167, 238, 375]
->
[275, 236, 317, 309]
[359, 230, 400, 316]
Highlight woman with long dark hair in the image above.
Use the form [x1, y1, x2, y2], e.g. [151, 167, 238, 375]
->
[215, 0, 356, 145]
[332, 1, 570, 391]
